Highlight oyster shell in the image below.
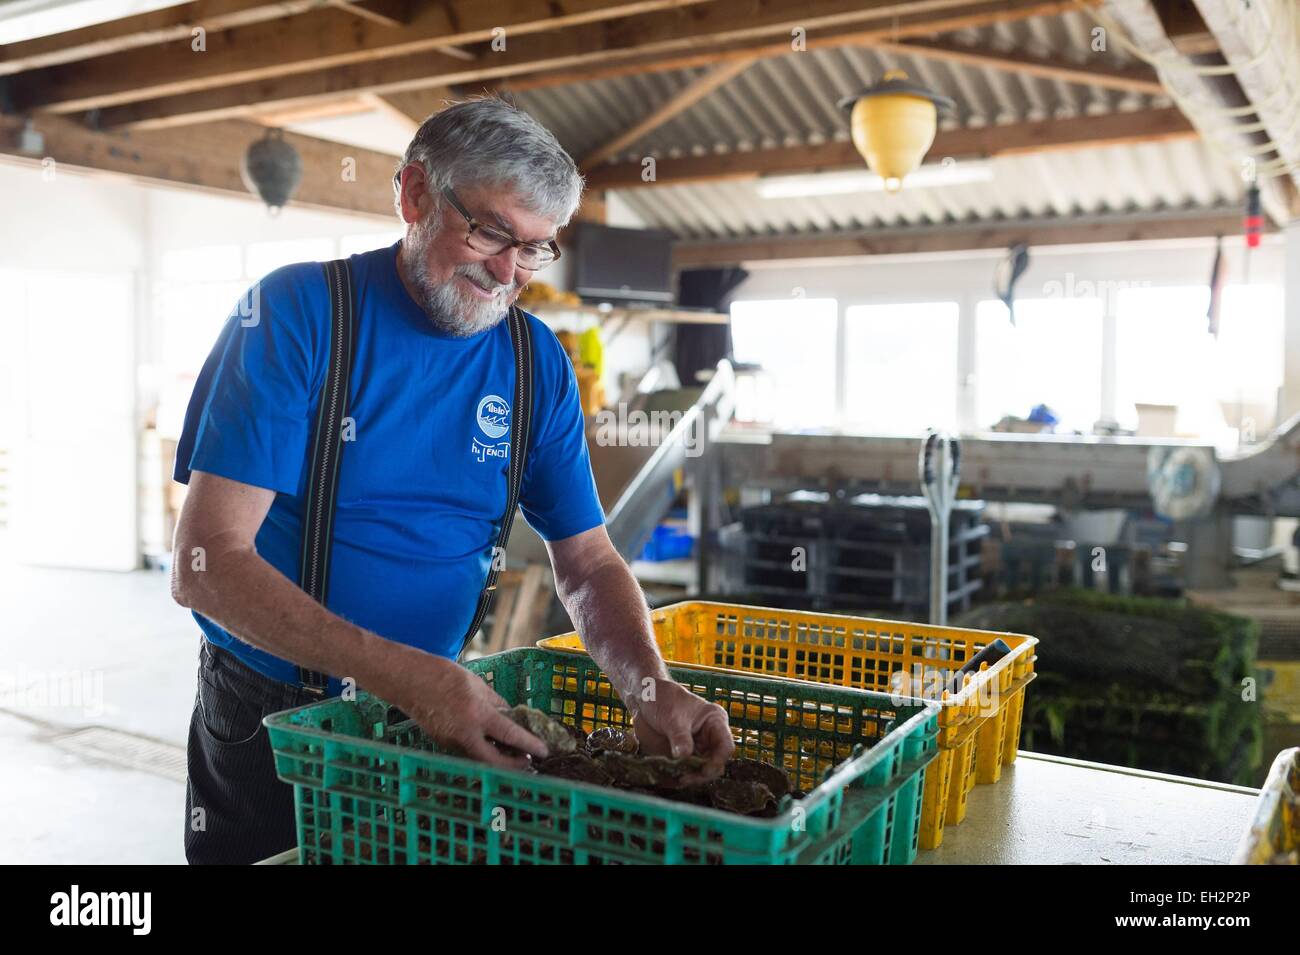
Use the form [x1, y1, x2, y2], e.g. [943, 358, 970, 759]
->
[536, 752, 613, 786]
[501, 705, 577, 756]
[595, 751, 707, 790]
[708, 777, 778, 816]
[725, 757, 791, 798]
[587, 725, 640, 755]
[560, 720, 590, 750]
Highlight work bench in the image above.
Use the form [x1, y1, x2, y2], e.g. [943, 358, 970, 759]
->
[915, 752, 1258, 864]
[256, 750, 1260, 865]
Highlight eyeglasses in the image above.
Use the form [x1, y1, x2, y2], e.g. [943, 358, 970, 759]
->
[440, 185, 560, 271]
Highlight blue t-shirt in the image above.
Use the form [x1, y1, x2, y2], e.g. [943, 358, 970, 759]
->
[174, 241, 604, 687]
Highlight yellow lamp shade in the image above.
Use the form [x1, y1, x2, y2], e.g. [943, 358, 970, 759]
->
[838, 70, 954, 193]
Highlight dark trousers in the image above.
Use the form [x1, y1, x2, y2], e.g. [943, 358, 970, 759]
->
[185, 640, 321, 864]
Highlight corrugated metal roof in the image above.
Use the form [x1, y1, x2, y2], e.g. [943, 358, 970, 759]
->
[514, 9, 1167, 163]
[508, 8, 1229, 239]
[611, 138, 1244, 239]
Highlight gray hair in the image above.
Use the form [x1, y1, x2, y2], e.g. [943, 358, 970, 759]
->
[393, 96, 584, 227]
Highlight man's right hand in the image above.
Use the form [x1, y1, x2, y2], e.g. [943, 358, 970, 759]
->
[387, 652, 551, 770]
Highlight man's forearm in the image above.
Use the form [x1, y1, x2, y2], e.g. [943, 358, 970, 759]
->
[173, 542, 420, 699]
[557, 559, 669, 713]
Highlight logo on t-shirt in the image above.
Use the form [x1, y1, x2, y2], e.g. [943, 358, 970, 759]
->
[473, 393, 511, 463]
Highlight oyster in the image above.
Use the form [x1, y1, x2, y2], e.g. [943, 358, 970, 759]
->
[501, 705, 577, 756]
[595, 751, 708, 790]
[725, 757, 791, 798]
[587, 725, 640, 755]
[536, 752, 613, 786]
[560, 720, 590, 750]
[672, 783, 716, 807]
[708, 777, 778, 816]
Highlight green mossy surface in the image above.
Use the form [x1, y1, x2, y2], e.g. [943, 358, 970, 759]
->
[956, 589, 1261, 785]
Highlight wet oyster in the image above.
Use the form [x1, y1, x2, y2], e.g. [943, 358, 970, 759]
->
[708, 777, 778, 817]
[725, 757, 791, 798]
[595, 751, 708, 790]
[560, 720, 590, 750]
[587, 725, 640, 755]
[500, 705, 577, 756]
[536, 752, 613, 786]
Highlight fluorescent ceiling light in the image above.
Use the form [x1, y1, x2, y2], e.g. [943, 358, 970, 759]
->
[756, 161, 994, 199]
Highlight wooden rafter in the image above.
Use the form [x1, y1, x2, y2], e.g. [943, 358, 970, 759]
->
[584, 107, 1197, 190]
[579, 58, 757, 170]
[81, 0, 1085, 130]
[251, 97, 377, 127]
[878, 38, 1164, 97]
[331, 0, 413, 29]
[0, 1, 321, 76]
[11, 0, 720, 114]
[490, 0, 1079, 93]
[362, 87, 458, 134]
[0, 113, 399, 219]
[671, 207, 1265, 267]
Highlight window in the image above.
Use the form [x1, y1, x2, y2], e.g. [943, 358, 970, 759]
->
[1116, 285, 1211, 408]
[843, 301, 958, 434]
[730, 298, 837, 429]
[976, 297, 1103, 432]
[1117, 283, 1283, 439]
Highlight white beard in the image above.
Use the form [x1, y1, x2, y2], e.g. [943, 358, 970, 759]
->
[403, 219, 517, 338]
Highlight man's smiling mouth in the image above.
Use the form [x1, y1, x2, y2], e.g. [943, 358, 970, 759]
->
[460, 274, 502, 299]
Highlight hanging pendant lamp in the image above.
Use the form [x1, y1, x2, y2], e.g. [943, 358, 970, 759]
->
[837, 70, 955, 193]
[240, 128, 303, 214]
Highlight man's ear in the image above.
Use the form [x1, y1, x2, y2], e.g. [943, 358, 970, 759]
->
[398, 164, 428, 224]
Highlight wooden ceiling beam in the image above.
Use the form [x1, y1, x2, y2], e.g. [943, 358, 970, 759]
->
[671, 207, 1264, 267]
[877, 37, 1165, 97]
[86, 0, 1083, 130]
[362, 86, 459, 135]
[578, 57, 757, 170]
[584, 106, 1197, 190]
[251, 96, 377, 126]
[0, 1, 322, 76]
[11, 0, 720, 114]
[0, 113, 399, 219]
[1151, 0, 1219, 56]
[493, 0, 1079, 92]
[330, 0, 414, 29]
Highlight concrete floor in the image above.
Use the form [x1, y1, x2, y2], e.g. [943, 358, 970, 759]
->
[0, 539, 198, 864]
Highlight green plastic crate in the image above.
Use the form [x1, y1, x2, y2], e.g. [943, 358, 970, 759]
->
[264, 647, 939, 865]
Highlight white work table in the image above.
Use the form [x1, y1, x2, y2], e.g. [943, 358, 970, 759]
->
[257, 752, 1262, 865]
[914, 752, 1260, 865]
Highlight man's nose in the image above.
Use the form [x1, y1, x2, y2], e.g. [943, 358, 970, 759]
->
[483, 248, 518, 286]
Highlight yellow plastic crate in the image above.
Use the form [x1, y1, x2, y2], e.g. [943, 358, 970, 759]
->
[539, 600, 1037, 851]
[1233, 747, 1299, 864]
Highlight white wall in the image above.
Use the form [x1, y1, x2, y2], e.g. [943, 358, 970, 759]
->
[0, 158, 147, 271]
[0, 159, 147, 568]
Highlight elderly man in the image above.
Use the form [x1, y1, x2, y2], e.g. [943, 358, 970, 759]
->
[171, 97, 733, 864]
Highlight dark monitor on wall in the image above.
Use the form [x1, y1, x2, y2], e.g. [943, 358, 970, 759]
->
[573, 223, 676, 305]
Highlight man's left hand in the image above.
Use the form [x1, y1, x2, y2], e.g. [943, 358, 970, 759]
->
[631, 678, 735, 780]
